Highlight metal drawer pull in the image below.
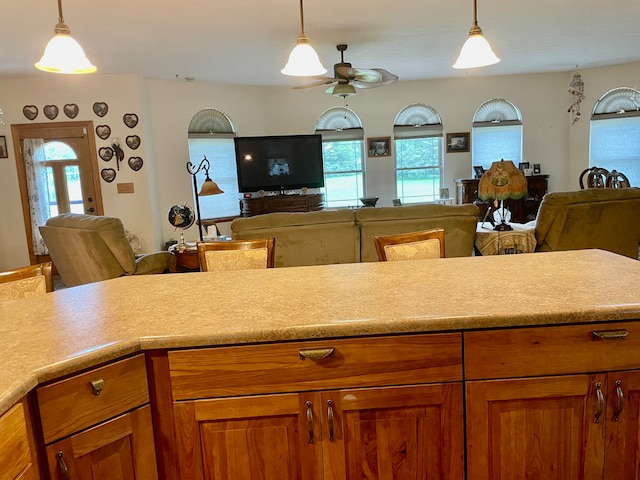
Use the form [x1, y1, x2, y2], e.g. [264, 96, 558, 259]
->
[591, 329, 628, 341]
[299, 348, 335, 360]
[614, 380, 624, 422]
[90, 378, 105, 395]
[306, 401, 314, 444]
[327, 400, 335, 442]
[594, 382, 604, 424]
[57, 451, 70, 479]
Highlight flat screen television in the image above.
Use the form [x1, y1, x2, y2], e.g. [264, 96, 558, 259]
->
[234, 134, 324, 193]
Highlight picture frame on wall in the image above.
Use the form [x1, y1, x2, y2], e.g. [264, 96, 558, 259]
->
[367, 137, 391, 157]
[0, 136, 7, 158]
[446, 132, 470, 153]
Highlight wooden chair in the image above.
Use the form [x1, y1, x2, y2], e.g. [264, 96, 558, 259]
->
[579, 166, 609, 189]
[606, 170, 631, 188]
[0, 262, 53, 302]
[197, 238, 276, 272]
[374, 229, 445, 262]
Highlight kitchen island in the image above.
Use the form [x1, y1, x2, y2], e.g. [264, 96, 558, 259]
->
[2, 249, 640, 479]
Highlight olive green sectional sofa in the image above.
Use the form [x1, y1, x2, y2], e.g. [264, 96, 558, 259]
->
[532, 187, 640, 259]
[231, 203, 480, 267]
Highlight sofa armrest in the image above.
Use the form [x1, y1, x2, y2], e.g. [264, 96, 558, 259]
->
[134, 251, 174, 274]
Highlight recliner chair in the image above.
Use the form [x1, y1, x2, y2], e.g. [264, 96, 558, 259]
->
[40, 213, 173, 287]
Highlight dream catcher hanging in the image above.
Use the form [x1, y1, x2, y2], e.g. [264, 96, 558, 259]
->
[567, 72, 585, 125]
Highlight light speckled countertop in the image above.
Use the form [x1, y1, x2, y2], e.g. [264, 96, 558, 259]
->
[1, 249, 639, 415]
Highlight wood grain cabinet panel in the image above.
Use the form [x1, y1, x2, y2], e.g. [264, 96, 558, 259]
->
[0, 401, 37, 480]
[169, 334, 464, 480]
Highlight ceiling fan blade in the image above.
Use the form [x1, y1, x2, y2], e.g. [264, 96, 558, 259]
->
[335, 66, 383, 83]
[293, 77, 338, 89]
[352, 69, 399, 88]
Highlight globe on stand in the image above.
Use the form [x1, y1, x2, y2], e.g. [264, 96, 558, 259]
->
[168, 204, 195, 250]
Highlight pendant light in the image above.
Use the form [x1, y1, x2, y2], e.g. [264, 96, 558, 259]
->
[281, 0, 326, 77]
[452, 0, 500, 69]
[35, 0, 96, 74]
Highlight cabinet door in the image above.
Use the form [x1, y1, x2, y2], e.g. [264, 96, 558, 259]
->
[604, 370, 640, 480]
[321, 383, 464, 480]
[45, 405, 157, 480]
[173, 392, 323, 480]
[466, 375, 605, 480]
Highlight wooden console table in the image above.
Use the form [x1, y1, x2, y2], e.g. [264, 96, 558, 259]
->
[240, 193, 324, 217]
[456, 174, 549, 223]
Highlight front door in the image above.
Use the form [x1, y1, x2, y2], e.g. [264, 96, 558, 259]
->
[12, 121, 104, 264]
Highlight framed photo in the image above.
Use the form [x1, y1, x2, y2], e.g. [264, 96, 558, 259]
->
[518, 162, 530, 172]
[446, 132, 470, 153]
[533, 163, 541, 174]
[0, 136, 7, 158]
[473, 165, 485, 178]
[367, 137, 391, 157]
[439, 188, 450, 199]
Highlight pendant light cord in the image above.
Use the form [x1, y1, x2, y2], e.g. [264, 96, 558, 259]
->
[298, 0, 306, 35]
[472, 0, 478, 27]
[57, 0, 64, 23]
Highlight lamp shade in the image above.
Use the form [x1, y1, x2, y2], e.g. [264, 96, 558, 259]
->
[453, 26, 500, 69]
[281, 35, 327, 76]
[199, 176, 224, 196]
[477, 160, 527, 201]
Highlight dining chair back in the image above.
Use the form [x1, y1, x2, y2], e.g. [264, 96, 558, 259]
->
[374, 229, 445, 262]
[197, 238, 276, 271]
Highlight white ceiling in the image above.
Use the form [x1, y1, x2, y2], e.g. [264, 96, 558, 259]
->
[3, 0, 640, 88]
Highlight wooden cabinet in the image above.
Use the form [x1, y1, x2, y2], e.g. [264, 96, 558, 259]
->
[36, 354, 158, 480]
[168, 334, 464, 480]
[464, 321, 640, 480]
[240, 193, 324, 216]
[456, 175, 548, 223]
[0, 400, 38, 480]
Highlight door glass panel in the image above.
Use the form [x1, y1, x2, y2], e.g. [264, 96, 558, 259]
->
[46, 167, 59, 217]
[65, 165, 84, 213]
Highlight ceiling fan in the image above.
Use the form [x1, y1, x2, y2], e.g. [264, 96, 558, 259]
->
[294, 44, 398, 97]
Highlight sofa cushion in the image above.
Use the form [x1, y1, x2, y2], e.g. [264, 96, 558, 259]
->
[231, 210, 360, 267]
[534, 188, 640, 258]
[356, 204, 479, 261]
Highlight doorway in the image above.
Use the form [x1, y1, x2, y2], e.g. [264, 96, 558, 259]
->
[11, 121, 104, 265]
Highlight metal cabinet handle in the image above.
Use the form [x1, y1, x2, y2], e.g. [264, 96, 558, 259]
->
[90, 378, 104, 396]
[614, 380, 624, 422]
[306, 401, 314, 444]
[57, 451, 70, 479]
[299, 348, 334, 360]
[594, 382, 604, 423]
[327, 400, 335, 442]
[592, 329, 628, 341]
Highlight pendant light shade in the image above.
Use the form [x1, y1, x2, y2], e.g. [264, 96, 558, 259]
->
[281, 0, 326, 77]
[35, 0, 96, 74]
[453, 0, 500, 69]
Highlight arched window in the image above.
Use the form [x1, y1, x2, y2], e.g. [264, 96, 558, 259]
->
[472, 98, 523, 171]
[393, 104, 443, 204]
[589, 87, 640, 186]
[187, 108, 239, 219]
[315, 106, 365, 208]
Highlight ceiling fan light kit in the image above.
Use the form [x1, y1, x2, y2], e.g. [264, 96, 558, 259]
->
[281, 0, 327, 77]
[35, 0, 96, 74]
[452, 0, 500, 69]
[327, 84, 356, 97]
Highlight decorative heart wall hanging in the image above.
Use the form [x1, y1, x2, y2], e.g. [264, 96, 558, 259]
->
[126, 135, 141, 150]
[101, 168, 116, 183]
[96, 125, 111, 140]
[93, 102, 109, 117]
[123, 113, 138, 128]
[22, 105, 38, 121]
[128, 157, 144, 171]
[64, 104, 79, 119]
[98, 147, 114, 161]
[43, 105, 59, 120]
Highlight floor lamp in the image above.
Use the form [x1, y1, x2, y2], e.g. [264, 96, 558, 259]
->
[186, 156, 223, 241]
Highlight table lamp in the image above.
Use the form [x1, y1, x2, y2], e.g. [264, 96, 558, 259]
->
[186, 156, 224, 241]
[477, 160, 527, 231]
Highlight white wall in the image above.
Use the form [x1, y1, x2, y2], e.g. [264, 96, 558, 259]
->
[1, 62, 639, 270]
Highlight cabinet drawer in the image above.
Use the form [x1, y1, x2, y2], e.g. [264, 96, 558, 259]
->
[169, 333, 462, 400]
[465, 321, 640, 380]
[37, 354, 149, 443]
[0, 402, 32, 480]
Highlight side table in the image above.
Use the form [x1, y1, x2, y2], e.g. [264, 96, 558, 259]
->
[475, 222, 537, 255]
[168, 243, 200, 272]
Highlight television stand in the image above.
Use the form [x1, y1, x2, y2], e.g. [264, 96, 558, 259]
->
[240, 193, 325, 217]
